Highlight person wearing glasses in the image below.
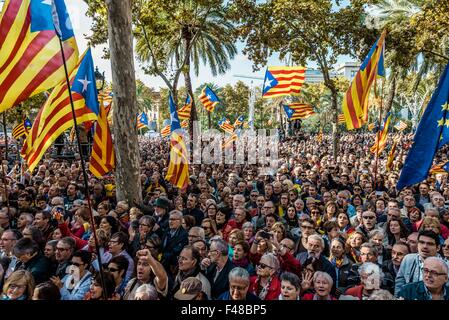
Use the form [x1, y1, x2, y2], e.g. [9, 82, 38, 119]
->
[50, 250, 92, 300]
[13, 237, 50, 284]
[1, 270, 35, 300]
[395, 230, 449, 296]
[106, 255, 129, 298]
[217, 267, 260, 300]
[293, 218, 316, 255]
[398, 256, 449, 300]
[356, 210, 378, 239]
[161, 210, 188, 273]
[130, 215, 156, 257]
[52, 237, 75, 279]
[108, 232, 134, 281]
[248, 252, 281, 300]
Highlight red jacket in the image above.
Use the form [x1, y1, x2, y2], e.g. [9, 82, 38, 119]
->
[59, 222, 88, 250]
[344, 285, 363, 300]
[222, 219, 244, 241]
[278, 252, 301, 277]
[249, 276, 281, 301]
[302, 293, 337, 300]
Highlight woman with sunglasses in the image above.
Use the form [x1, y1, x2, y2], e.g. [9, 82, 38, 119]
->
[248, 253, 281, 300]
[130, 215, 156, 257]
[106, 255, 130, 299]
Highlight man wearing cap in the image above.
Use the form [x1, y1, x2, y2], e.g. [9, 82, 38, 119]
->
[154, 197, 170, 237]
[174, 277, 207, 300]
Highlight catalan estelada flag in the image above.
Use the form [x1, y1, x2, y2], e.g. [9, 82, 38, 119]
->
[0, 0, 79, 112]
[21, 48, 99, 173]
[165, 94, 189, 191]
[198, 86, 219, 112]
[429, 161, 449, 175]
[342, 30, 386, 130]
[137, 112, 149, 130]
[12, 116, 32, 139]
[160, 125, 171, 137]
[178, 95, 192, 120]
[89, 99, 115, 178]
[386, 137, 399, 172]
[262, 66, 306, 99]
[283, 103, 315, 120]
[234, 115, 244, 128]
[370, 112, 391, 155]
[218, 117, 235, 134]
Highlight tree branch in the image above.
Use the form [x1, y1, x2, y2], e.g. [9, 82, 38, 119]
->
[422, 49, 449, 61]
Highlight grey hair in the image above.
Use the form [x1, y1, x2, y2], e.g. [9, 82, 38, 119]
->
[424, 256, 449, 275]
[307, 234, 325, 248]
[229, 267, 250, 283]
[51, 196, 64, 206]
[19, 212, 34, 225]
[211, 238, 228, 256]
[242, 222, 254, 231]
[73, 199, 84, 206]
[360, 242, 379, 256]
[169, 210, 183, 220]
[135, 283, 158, 300]
[359, 262, 384, 282]
[368, 289, 395, 300]
[294, 199, 304, 206]
[425, 207, 439, 216]
[368, 229, 385, 240]
[261, 252, 280, 271]
[233, 194, 245, 202]
[313, 271, 334, 288]
[190, 227, 205, 240]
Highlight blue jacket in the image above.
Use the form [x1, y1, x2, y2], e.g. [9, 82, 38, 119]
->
[398, 281, 449, 300]
[60, 271, 92, 300]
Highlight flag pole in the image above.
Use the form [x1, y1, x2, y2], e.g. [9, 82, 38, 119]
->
[373, 80, 385, 190]
[56, 41, 108, 299]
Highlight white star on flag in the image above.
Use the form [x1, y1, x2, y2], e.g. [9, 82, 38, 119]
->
[78, 76, 91, 92]
[265, 79, 273, 89]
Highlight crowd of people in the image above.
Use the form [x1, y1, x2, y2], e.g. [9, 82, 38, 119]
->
[0, 130, 448, 301]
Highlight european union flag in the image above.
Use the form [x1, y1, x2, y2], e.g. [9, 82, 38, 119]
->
[169, 94, 181, 132]
[397, 62, 449, 190]
[71, 48, 100, 116]
[283, 105, 296, 119]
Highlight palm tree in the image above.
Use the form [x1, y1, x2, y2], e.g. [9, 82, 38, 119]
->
[165, 6, 237, 129]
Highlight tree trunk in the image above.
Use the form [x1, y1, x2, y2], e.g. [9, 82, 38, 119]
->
[182, 28, 197, 139]
[331, 89, 339, 160]
[106, 0, 142, 204]
[207, 112, 211, 129]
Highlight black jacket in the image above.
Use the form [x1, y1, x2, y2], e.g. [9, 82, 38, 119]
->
[155, 213, 170, 238]
[24, 253, 51, 284]
[204, 258, 235, 300]
[183, 208, 204, 226]
[161, 227, 188, 271]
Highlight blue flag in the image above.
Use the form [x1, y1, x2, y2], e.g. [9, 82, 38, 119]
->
[283, 105, 295, 119]
[169, 94, 181, 132]
[71, 48, 100, 116]
[397, 63, 449, 190]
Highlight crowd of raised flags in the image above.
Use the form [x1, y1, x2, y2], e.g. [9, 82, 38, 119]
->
[0, 0, 445, 195]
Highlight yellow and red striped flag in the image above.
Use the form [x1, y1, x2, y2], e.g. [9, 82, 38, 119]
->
[394, 120, 407, 131]
[338, 114, 346, 123]
[386, 137, 399, 172]
[161, 125, 171, 137]
[181, 119, 189, 129]
[218, 117, 235, 134]
[342, 30, 386, 130]
[262, 66, 306, 99]
[21, 49, 99, 173]
[429, 161, 449, 175]
[89, 100, 115, 178]
[317, 128, 323, 143]
[178, 95, 192, 120]
[370, 112, 391, 155]
[283, 103, 315, 120]
[198, 86, 219, 112]
[0, 0, 79, 113]
[165, 94, 189, 190]
[223, 132, 238, 150]
[368, 122, 376, 131]
[12, 117, 32, 139]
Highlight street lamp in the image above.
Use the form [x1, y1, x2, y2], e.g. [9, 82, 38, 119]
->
[94, 66, 105, 92]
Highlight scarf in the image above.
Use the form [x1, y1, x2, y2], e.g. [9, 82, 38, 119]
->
[330, 257, 344, 269]
[175, 265, 201, 289]
[256, 276, 273, 300]
[232, 257, 250, 268]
